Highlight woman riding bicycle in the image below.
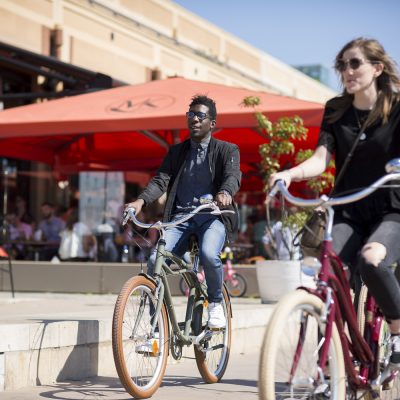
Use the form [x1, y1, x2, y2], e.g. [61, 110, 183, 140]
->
[270, 37, 400, 368]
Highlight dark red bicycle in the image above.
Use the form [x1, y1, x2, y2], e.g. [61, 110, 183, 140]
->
[259, 159, 400, 399]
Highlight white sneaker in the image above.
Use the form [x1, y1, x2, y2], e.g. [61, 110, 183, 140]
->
[208, 302, 226, 329]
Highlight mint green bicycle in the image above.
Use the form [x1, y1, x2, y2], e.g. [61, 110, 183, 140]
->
[112, 199, 233, 398]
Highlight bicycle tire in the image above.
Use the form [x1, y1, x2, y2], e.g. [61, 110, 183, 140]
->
[225, 272, 247, 297]
[357, 284, 368, 334]
[194, 285, 231, 383]
[112, 275, 169, 399]
[361, 322, 400, 400]
[356, 284, 400, 399]
[259, 289, 346, 400]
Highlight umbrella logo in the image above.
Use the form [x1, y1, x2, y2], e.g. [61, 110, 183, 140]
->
[106, 94, 175, 114]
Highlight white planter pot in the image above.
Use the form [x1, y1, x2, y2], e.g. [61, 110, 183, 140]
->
[256, 260, 315, 303]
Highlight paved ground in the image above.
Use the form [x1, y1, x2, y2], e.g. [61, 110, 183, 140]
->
[0, 292, 271, 399]
[0, 292, 267, 324]
[0, 350, 259, 400]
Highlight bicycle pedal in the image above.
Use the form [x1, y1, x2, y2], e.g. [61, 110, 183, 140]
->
[382, 380, 393, 390]
[208, 326, 225, 332]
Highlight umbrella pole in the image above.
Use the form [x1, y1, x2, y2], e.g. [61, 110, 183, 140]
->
[1, 161, 10, 258]
[102, 171, 108, 224]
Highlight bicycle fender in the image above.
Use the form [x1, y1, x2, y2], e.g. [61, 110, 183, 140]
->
[138, 272, 158, 287]
[298, 286, 322, 298]
[222, 282, 233, 318]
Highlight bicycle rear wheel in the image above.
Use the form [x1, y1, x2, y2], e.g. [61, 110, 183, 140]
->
[194, 286, 232, 383]
[375, 323, 400, 400]
[357, 286, 400, 399]
[361, 321, 400, 400]
[112, 276, 169, 399]
[259, 290, 346, 400]
[225, 272, 247, 297]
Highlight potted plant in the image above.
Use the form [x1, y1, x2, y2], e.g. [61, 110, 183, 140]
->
[242, 96, 334, 302]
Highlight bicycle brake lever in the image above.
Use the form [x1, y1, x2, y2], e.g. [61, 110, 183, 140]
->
[265, 180, 283, 205]
[121, 207, 135, 227]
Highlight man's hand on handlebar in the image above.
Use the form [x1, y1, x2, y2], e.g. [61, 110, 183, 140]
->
[216, 191, 232, 207]
[124, 199, 144, 217]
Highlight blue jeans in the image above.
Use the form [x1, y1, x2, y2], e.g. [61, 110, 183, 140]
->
[147, 216, 226, 303]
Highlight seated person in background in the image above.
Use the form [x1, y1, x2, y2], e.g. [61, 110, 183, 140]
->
[36, 202, 65, 260]
[15, 195, 36, 228]
[58, 209, 96, 262]
[4, 210, 33, 259]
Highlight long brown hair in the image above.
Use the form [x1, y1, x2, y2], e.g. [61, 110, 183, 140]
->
[328, 37, 400, 127]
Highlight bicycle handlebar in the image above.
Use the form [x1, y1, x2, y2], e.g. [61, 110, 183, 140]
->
[122, 202, 234, 230]
[268, 172, 400, 208]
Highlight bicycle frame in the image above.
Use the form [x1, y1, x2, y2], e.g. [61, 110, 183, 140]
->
[123, 201, 234, 347]
[269, 166, 400, 391]
[151, 238, 208, 346]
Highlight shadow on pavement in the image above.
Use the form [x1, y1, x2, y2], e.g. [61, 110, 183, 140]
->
[38, 377, 129, 399]
[37, 374, 257, 399]
[161, 375, 257, 388]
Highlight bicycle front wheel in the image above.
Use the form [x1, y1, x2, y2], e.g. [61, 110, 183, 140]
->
[225, 272, 247, 297]
[259, 290, 346, 400]
[194, 285, 232, 383]
[112, 276, 169, 399]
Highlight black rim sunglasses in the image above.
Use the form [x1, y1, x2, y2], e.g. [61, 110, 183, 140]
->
[335, 57, 377, 72]
[186, 111, 209, 120]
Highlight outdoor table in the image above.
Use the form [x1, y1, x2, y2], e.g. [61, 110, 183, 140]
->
[4, 240, 60, 261]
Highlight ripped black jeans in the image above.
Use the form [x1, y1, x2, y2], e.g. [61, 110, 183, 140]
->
[332, 212, 400, 320]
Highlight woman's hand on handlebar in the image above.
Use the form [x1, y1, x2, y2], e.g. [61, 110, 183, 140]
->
[269, 170, 292, 189]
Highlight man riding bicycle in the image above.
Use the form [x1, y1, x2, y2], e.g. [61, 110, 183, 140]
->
[126, 95, 241, 329]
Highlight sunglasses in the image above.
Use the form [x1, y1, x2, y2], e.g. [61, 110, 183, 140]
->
[335, 57, 374, 72]
[186, 111, 209, 120]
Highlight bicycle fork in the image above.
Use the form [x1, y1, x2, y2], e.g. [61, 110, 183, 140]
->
[131, 282, 164, 340]
[289, 289, 334, 390]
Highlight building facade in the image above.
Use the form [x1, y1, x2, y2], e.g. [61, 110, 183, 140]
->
[0, 0, 336, 252]
[0, 0, 336, 104]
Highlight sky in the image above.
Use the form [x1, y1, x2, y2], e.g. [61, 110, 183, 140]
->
[172, 0, 400, 91]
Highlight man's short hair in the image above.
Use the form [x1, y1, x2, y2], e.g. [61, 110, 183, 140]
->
[189, 95, 217, 121]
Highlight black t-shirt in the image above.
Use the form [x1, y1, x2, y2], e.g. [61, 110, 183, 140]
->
[317, 99, 400, 223]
